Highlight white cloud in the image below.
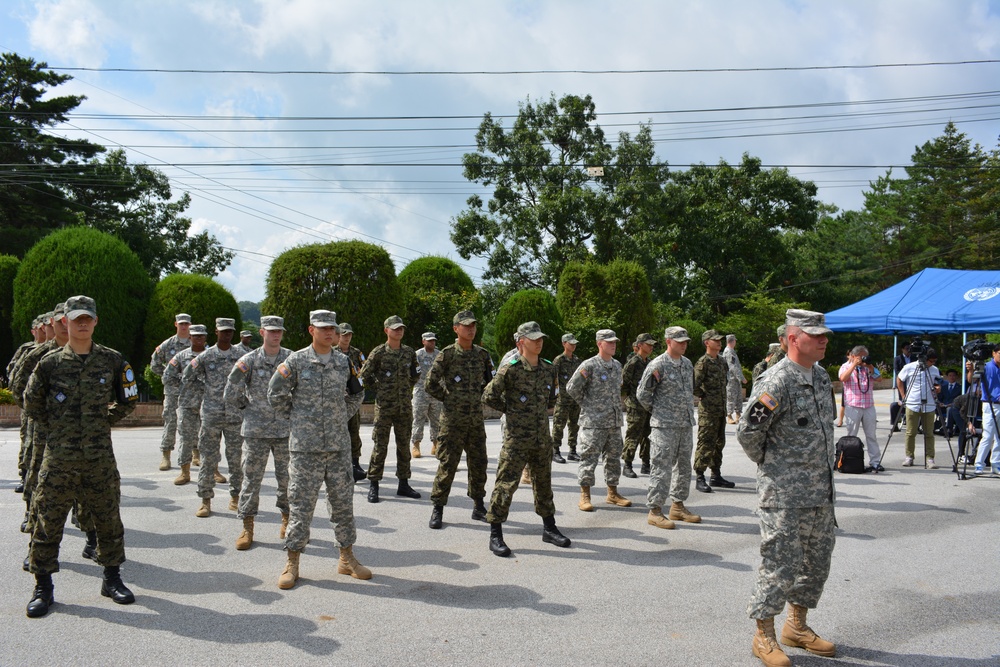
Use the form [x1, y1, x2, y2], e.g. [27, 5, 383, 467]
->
[26, 0, 112, 67]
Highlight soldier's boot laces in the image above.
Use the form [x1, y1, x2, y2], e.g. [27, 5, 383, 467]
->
[279, 513, 289, 539]
[695, 474, 713, 493]
[471, 499, 487, 523]
[26, 574, 54, 618]
[541, 516, 571, 548]
[159, 452, 171, 471]
[173, 464, 191, 486]
[752, 617, 791, 667]
[781, 603, 836, 657]
[605, 486, 632, 507]
[228, 496, 238, 511]
[192, 449, 201, 467]
[578, 486, 594, 512]
[647, 507, 675, 530]
[82, 530, 98, 560]
[278, 550, 300, 589]
[214, 468, 227, 484]
[195, 498, 211, 518]
[668, 501, 702, 523]
[236, 516, 254, 550]
[489, 523, 511, 557]
[101, 566, 135, 605]
[338, 546, 372, 580]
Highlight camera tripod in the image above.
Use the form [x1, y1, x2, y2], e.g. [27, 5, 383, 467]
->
[955, 370, 1000, 481]
[880, 359, 956, 472]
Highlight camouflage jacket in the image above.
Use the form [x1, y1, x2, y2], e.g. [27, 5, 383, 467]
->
[413, 347, 440, 398]
[621, 354, 651, 413]
[165, 348, 201, 408]
[552, 353, 582, 405]
[360, 342, 418, 408]
[565, 355, 624, 428]
[225, 346, 292, 438]
[424, 342, 494, 422]
[150, 334, 192, 377]
[6, 340, 37, 383]
[182, 344, 245, 422]
[483, 352, 556, 449]
[721, 346, 746, 382]
[637, 353, 695, 428]
[10, 339, 59, 408]
[693, 354, 727, 414]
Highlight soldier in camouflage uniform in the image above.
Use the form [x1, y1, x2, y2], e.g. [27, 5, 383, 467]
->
[566, 329, 632, 511]
[752, 343, 783, 384]
[360, 315, 421, 502]
[551, 333, 582, 463]
[225, 316, 292, 550]
[637, 327, 701, 530]
[5, 318, 42, 387]
[11, 315, 48, 491]
[23, 295, 139, 618]
[722, 334, 748, 425]
[185, 318, 245, 517]
[426, 310, 494, 528]
[411, 331, 442, 459]
[267, 310, 369, 590]
[238, 330, 254, 351]
[737, 309, 838, 666]
[621, 333, 655, 478]
[163, 326, 208, 485]
[336, 323, 368, 481]
[149, 313, 192, 471]
[481, 322, 570, 557]
[693, 329, 735, 493]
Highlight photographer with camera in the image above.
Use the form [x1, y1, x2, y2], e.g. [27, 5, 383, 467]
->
[839, 345, 883, 472]
[896, 345, 941, 469]
[973, 344, 1000, 475]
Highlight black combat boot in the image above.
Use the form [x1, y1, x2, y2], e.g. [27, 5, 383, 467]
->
[489, 523, 511, 557]
[640, 460, 651, 475]
[26, 573, 54, 618]
[471, 498, 488, 522]
[20, 510, 29, 533]
[82, 530, 98, 561]
[100, 566, 135, 605]
[710, 469, 736, 489]
[352, 459, 366, 482]
[567, 446, 580, 462]
[552, 448, 566, 464]
[622, 461, 638, 478]
[541, 516, 571, 548]
[429, 505, 444, 529]
[14, 469, 25, 493]
[695, 474, 713, 493]
[396, 479, 421, 499]
[367, 480, 380, 504]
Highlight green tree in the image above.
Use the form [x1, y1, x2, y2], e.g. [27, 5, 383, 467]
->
[493, 289, 563, 361]
[398, 256, 481, 348]
[0, 253, 19, 374]
[712, 286, 807, 371]
[261, 240, 404, 354]
[239, 300, 261, 325]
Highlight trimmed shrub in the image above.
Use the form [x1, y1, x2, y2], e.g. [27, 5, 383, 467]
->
[0, 254, 20, 374]
[494, 289, 563, 361]
[398, 256, 481, 348]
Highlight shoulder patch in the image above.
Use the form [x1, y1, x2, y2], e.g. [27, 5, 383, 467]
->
[747, 392, 778, 425]
[508, 357, 520, 365]
[579, 368, 588, 378]
[190, 357, 199, 368]
[236, 360, 249, 373]
[169, 357, 178, 367]
[277, 363, 291, 378]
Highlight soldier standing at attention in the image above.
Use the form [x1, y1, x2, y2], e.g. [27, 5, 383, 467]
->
[164, 325, 208, 485]
[238, 330, 254, 352]
[482, 322, 570, 557]
[637, 327, 701, 530]
[551, 333, 582, 463]
[411, 331, 442, 459]
[738, 309, 837, 666]
[267, 310, 369, 590]
[566, 329, 632, 512]
[225, 316, 292, 550]
[186, 318, 245, 517]
[360, 315, 421, 503]
[23, 295, 139, 618]
[336, 323, 368, 481]
[722, 334, 748, 425]
[149, 313, 192, 471]
[426, 310, 494, 530]
[621, 333, 655, 478]
[693, 329, 736, 493]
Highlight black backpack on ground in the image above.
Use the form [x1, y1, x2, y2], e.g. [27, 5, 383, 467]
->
[835, 435, 867, 474]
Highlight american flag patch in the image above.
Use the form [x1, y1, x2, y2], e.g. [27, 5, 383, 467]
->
[759, 392, 778, 411]
[277, 363, 291, 378]
[237, 360, 249, 373]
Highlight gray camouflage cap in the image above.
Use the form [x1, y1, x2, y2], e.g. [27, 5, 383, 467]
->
[53, 302, 67, 317]
[42, 311, 55, 325]
[517, 321, 547, 341]
[664, 326, 690, 342]
[65, 295, 97, 320]
[595, 329, 618, 342]
[215, 317, 236, 331]
[310, 310, 337, 328]
[422, 331, 437, 340]
[776, 324, 787, 338]
[384, 315, 405, 329]
[189, 324, 209, 336]
[785, 309, 833, 336]
[175, 313, 192, 323]
[561, 333, 579, 344]
[260, 316, 285, 331]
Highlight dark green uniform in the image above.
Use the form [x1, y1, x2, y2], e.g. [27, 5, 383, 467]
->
[551, 353, 582, 453]
[343, 345, 366, 461]
[693, 354, 728, 474]
[361, 342, 418, 481]
[621, 354, 651, 467]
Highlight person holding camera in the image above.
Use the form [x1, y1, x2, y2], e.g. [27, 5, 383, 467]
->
[839, 345, 883, 472]
[896, 348, 941, 469]
[973, 344, 1000, 475]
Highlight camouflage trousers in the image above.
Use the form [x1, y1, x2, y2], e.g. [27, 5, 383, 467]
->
[748, 505, 836, 619]
[285, 449, 356, 552]
[551, 400, 581, 451]
[159, 391, 180, 453]
[411, 390, 442, 445]
[694, 410, 727, 474]
[430, 417, 488, 506]
[622, 408, 651, 465]
[196, 417, 243, 500]
[18, 411, 30, 473]
[577, 427, 624, 488]
[486, 440, 555, 524]
[726, 378, 744, 416]
[29, 445, 125, 575]
[238, 437, 290, 519]
[368, 404, 413, 481]
[646, 426, 693, 509]
[23, 426, 96, 535]
[176, 407, 201, 466]
[348, 411, 363, 461]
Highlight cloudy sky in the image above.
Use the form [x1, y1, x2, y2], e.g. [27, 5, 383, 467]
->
[4, 0, 1000, 302]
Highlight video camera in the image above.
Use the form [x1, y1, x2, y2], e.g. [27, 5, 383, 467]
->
[962, 339, 995, 363]
[909, 338, 931, 362]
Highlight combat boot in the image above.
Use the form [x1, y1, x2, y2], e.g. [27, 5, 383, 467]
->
[471, 498, 488, 523]
[752, 617, 791, 667]
[367, 480, 380, 503]
[567, 446, 580, 462]
[411, 442, 421, 458]
[100, 566, 135, 605]
[695, 473, 713, 493]
[396, 479, 421, 499]
[489, 523, 512, 557]
[606, 486, 632, 507]
[236, 516, 254, 550]
[781, 603, 836, 657]
[647, 506, 675, 529]
[173, 463, 191, 485]
[26, 574, 54, 618]
[195, 498, 211, 518]
[622, 461, 638, 478]
[192, 448, 201, 467]
[228, 496, 238, 511]
[552, 448, 566, 464]
[710, 469, 736, 488]
[541, 516, 571, 547]
[429, 505, 444, 529]
[82, 530, 98, 560]
[640, 460, 650, 475]
[578, 486, 594, 512]
[159, 451, 171, 471]
[279, 513, 289, 539]
[338, 546, 372, 580]
[668, 501, 702, 524]
[214, 468, 227, 484]
[15, 468, 25, 493]
[278, 550, 300, 589]
[352, 459, 366, 482]
[430, 440, 438, 456]
[520, 466, 532, 486]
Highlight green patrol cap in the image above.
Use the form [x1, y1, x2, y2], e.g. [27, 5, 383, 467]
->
[65, 295, 97, 321]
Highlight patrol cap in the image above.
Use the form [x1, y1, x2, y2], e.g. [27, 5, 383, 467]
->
[453, 310, 477, 325]
[339, 323, 354, 334]
[175, 313, 192, 324]
[260, 316, 285, 331]
[767, 342, 781, 355]
[53, 302, 67, 318]
[65, 295, 97, 320]
[189, 324, 209, 336]
[215, 318, 236, 331]
[310, 310, 338, 328]
[42, 311, 55, 325]
[561, 333, 579, 344]
[776, 324, 787, 338]
[785, 309, 832, 336]
[239, 330, 252, 337]
[664, 326, 690, 342]
[384, 315, 405, 330]
[422, 331, 437, 341]
[517, 321, 547, 341]
[702, 329, 724, 343]
[634, 333, 656, 345]
[595, 329, 618, 342]
[31, 317, 40, 329]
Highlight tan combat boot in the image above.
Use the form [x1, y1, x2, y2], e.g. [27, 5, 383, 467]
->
[781, 603, 836, 656]
[606, 486, 632, 507]
[159, 452, 171, 471]
[228, 496, 238, 511]
[668, 501, 702, 523]
[173, 464, 191, 486]
[195, 498, 211, 518]
[647, 506, 675, 529]
[752, 617, 791, 667]
[236, 516, 254, 550]
[430, 441, 438, 456]
[337, 546, 372, 580]
[278, 550, 300, 589]
[578, 486, 594, 512]
[192, 448, 201, 467]
[521, 466, 532, 486]
[411, 443, 421, 458]
[214, 468, 227, 484]
[279, 513, 289, 539]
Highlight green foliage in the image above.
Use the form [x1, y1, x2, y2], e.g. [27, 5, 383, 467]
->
[0, 254, 19, 371]
[12, 227, 152, 364]
[397, 256, 481, 348]
[144, 364, 164, 400]
[712, 286, 806, 368]
[261, 240, 404, 354]
[670, 319, 707, 363]
[493, 289, 563, 361]
[239, 300, 261, 324]
[143, 273, 241, 363]
[0, 386, 14, 405]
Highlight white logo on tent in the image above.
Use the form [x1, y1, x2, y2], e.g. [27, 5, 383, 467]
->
[963, 287, 1000, 302]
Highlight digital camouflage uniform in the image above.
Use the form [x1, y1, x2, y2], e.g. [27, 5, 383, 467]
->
[10, 339, 39, 476]
[621, 353, 652, 467]
[361, 342, 418, 481]
[693, 354, 728, 475]
[184, 345, 245, 501]
[637, 353, 696, 509]
[426, 342, 494, 506]
[225, 346, 292, 519]
[551, 352, 582, 452]
[721, 345, 746, 417]
[164, 348, 201, 466]
[342, 345, 366, 461]
[411, 346, 442, 447]
[737, 356, 837, 619]
[267, 346, 365, 552]
[566, 355, 624, 487]
[24, 343, 138, 575]
[11, 339, 59, 506]
[150, 334, 191, 455]
[483, 353, 557, 524]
